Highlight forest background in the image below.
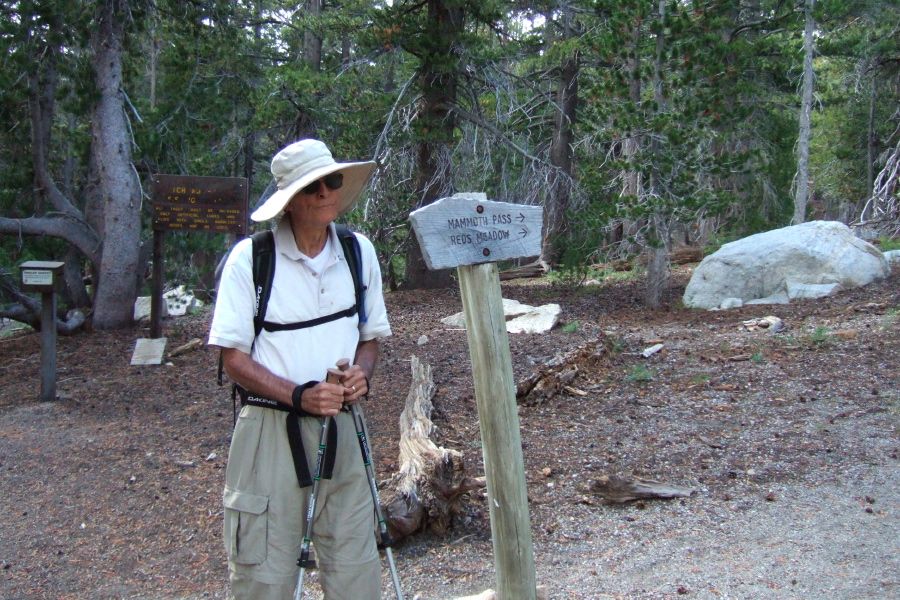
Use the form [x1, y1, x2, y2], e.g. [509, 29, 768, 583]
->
[1, 0, 899, 329]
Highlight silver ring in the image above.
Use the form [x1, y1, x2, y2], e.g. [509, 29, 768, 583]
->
[351, 385, 356, 391]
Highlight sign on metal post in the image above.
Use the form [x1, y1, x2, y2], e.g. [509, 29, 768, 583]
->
[410, 193, 542, 600]
[19, 261, 65, 402]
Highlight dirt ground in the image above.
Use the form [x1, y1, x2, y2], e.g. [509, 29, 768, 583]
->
[0, 266, 898, 600]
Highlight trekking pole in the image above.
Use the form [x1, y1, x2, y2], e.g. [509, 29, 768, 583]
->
[294, 368, 343, 600]
[335, 359, 405, 600]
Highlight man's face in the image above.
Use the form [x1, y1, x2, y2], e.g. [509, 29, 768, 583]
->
[286, 173, 344, 228]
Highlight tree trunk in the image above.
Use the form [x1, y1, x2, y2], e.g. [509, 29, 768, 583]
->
[88, 0, 142, 329]
[540, 9, 579, 266]
[793, 0, 815, 225]
[304, 0, 322, 71]
[150, 26, 158, 110]
[404, 0, 460, 289]
[644, 243, 669, 308]
[406, 135, 454, 288]
[62, 245, 91, 309]
[868, 73, 877, 200]
[618, 21, 643, 253]
[644, 0, 669, 309]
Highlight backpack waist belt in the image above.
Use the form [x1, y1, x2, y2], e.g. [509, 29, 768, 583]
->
[234, 384, 342, 488]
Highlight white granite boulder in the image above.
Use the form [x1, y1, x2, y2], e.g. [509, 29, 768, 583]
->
[683, 221, 890, 310]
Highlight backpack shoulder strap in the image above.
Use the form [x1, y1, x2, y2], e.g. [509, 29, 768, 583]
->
[217, 230, 274, 389]
[251, 230, 277, 338]
[335, 224, 368, 323]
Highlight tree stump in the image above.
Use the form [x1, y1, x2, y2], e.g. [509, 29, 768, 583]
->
[381, 356, 485, 541]
[515, 340, 609, 405]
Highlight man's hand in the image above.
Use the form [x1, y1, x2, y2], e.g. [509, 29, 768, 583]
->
[336, 361, 369, 405]
[299, 379, 346, 417]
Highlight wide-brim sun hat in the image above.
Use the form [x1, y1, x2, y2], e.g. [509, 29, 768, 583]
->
[250, 139, 376, 222]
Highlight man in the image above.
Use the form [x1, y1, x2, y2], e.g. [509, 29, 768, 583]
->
[209, 139, 391, 600]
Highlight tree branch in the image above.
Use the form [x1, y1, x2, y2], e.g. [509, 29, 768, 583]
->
[0, 216, 101, 265]
[449, 104, 550, 167]
[28, 22, 85, 221]
[729, 9, 799, 43]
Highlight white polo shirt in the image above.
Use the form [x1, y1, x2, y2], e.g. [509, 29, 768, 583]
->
[209, 217, 391, 385]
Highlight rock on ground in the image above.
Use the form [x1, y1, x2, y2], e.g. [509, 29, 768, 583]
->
[684, 221, 889, 310]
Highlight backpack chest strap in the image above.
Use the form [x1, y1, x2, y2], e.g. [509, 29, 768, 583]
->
[260, 304, 358, 333]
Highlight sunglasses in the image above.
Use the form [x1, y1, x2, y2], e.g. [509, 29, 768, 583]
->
[300, 172, 344, 195]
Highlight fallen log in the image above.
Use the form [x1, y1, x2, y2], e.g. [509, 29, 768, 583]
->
[669, 246, 704, 265]
[0, 303, 86, 335]
[499, 261, 550, 281]
[168, 338, 204, 358]
[381, 356, 485, 541]
[589, 474, 695, 503]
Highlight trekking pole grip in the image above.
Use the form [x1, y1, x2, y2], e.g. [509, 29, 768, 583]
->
[325, 367, 344, 385]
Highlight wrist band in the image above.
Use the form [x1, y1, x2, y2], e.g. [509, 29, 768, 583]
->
[292, 381, 319, 417]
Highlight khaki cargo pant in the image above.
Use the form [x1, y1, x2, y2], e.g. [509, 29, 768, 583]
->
[223, 405, 382, 600]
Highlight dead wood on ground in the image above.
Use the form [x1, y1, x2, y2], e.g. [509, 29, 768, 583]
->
[590, 474, 695, 503]
[499, 261, 551, 281]
[168, 338, 204, 358]
[381, 356, 485, 541]
[453, 585, 549, 600]
[516, 339, 609, 404]
[669, 247, 704, 265]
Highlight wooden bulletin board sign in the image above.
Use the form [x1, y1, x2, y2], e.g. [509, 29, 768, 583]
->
[151, 174, 248, 235]
[147, 174, 248, 339]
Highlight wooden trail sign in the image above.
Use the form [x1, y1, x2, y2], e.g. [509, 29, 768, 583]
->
[409, 196, 542, 270]
[410, 193, 541, 600]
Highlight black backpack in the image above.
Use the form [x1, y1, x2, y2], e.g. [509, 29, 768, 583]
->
[217, 224, 367, 387]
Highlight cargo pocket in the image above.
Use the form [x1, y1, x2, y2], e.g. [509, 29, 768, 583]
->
[223, 488, 269, 565]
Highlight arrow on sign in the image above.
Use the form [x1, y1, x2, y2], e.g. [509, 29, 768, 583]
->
[517, 213, 526, 222]
[519, 228, 529, 238]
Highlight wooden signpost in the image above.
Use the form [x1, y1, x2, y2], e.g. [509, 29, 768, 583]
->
[19, 261, 65, 401]
[410, 193, 542, 600]
[148, 174, 248, 338]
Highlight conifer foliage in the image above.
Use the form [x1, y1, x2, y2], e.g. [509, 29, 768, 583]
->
[1, 0, 899, 326]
